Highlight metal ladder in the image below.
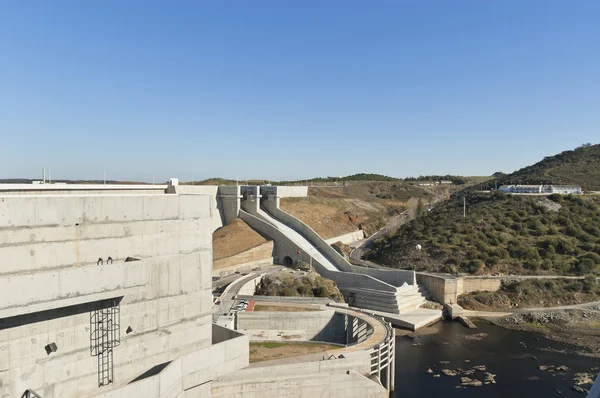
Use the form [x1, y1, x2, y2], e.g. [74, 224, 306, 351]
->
[90, 298, 121, 387]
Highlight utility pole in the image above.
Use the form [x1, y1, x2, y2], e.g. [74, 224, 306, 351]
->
[463, 197, 466, 218]
[49, 169, 51, 184]
[103, 170, 106, 186]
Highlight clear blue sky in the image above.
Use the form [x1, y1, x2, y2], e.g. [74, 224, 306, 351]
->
[1, 1, 599, 182]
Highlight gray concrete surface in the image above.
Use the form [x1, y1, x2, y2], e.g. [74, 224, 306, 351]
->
[0, 186, 231, 398]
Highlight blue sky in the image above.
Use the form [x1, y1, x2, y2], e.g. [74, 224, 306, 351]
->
[1, 1, 599, 182]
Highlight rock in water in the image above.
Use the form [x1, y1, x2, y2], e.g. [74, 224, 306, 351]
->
[426, 368, 433, 374]
[442, 369, 458, 377]
[460, 377, 483, 387]
[573, 385, 586, 393]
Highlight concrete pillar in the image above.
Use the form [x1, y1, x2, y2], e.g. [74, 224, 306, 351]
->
[240, 186, 262, 214]
[218, 186, 241, 224]
[260, 186, 279, 212]
[390, 328, 396, 391]
[385, 340, 391, 391]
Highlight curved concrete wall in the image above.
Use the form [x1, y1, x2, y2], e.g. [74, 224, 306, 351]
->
[325, 230, 365, 245]
[237, 309, 373, 346]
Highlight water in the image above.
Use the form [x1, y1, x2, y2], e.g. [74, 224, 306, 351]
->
[394, 320, 598, 397]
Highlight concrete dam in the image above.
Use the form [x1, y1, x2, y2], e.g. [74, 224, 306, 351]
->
[0, 180, 432, 398]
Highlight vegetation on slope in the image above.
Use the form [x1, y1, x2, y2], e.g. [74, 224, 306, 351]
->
[493, 143, 600, 191]
[458, 277, 600, 310]
[367, 191, 600, 276]
[255, 274, 344, 302]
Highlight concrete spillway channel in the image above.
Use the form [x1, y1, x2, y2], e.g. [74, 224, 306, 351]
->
[232, 185, 442, 331]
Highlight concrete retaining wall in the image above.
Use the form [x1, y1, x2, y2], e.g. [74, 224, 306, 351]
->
[236, 273, 265, 296]
[236, 296, 334, 305]
[460, 277, 502, 294]
[325, 230, 365, 245]
[416, 273, 460, 304]
[272, 186, 309, 198]
[212, 257, 274, 278]
[416, 273, 504, 305]
[237, 310, 347, 343]
[213, 241, 274, 276]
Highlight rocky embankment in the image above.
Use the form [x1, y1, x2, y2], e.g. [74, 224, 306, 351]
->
[493, 308, 600, 357]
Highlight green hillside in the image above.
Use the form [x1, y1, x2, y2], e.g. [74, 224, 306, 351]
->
[367, 191, 600, 276]
[495, 143, 600, 191]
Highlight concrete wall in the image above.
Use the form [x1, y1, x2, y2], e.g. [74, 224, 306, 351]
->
[212, 351, 387, 398]
[175, 185, 223, 232]
[416, 273, 460, 304]
[325, 230, 364, 245]
[212, 241, 274, 276]
[460, 277, 503, 295]
[236, 274, 265, 296]
[217, 186, 241, 226]
[88, 325, 249, 398]
[271, 186, 308, 198]
[237, 310, 346, 344]
[0, 192, 216, 398]
[416, 273, 504, 305]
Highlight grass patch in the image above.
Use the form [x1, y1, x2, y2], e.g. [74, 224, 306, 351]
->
[249, 341, 340, 363]
[523, 322, 550, 332]
[250, 342, 288, 349]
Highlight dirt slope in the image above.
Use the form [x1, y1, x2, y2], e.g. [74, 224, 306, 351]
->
[212, 219, 270, 260]
[281, 194, 406, 239]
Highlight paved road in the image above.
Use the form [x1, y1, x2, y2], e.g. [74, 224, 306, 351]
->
[349, 212, 407, 269]
[514, 300, 600, 313]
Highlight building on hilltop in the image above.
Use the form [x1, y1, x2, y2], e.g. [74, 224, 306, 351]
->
[499, 184, 582, 194]
[548, 185, 582, 194]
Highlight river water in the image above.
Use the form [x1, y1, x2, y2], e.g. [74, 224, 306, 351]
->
[394, 320, 598, 397]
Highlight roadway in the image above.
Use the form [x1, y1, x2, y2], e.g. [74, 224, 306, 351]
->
[349, 212, 407, 269]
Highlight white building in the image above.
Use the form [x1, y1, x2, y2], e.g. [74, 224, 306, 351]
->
[499, 184, 582, 195]
[499, 184, 542, 194]
[549, 185, 582, 194]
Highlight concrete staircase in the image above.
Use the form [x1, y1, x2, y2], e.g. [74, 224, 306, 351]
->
[343, 284, 431, 314]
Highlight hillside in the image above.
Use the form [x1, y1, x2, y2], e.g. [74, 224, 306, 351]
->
[212, 219, 270, 261]
[280, 182, 433, 239]
[367, 191, 600, 276]
[495, 143, 600, 191]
